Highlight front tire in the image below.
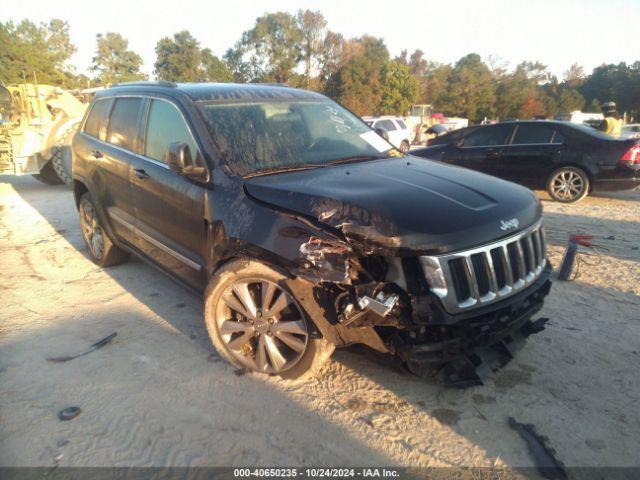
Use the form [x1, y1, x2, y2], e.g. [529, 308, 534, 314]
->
[400, 140, 410, 153]
[204, 259, 334, 380]
[546, 166, 590, 203]
[79, 192, 129, 267]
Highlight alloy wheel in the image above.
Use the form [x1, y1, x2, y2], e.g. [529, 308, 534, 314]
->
[551, 170, 585, 201]
[80, 201, 105, 259]
[215, 279, 309, 374]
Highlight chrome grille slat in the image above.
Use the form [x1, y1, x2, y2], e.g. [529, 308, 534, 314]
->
[420, 220, 547, 314]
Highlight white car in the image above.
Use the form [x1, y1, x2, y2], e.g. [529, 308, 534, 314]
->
[362, 116, 412, 152]
[621, 124, 640, 139]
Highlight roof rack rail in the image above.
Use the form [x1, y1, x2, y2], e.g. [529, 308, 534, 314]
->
[111, 80, 177, 88]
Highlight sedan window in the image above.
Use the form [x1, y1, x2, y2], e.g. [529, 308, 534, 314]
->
[511, 125, 555, 144]
[462, 125, 512, 147]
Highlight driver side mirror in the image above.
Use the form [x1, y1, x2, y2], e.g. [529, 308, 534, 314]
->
[164, 142, 207, 181]
[374, 127, 389, 141]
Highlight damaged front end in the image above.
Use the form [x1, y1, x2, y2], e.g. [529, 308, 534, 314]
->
[286, 219, 552, 388]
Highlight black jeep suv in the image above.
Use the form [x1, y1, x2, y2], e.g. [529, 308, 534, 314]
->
[72, 82, 552, 384]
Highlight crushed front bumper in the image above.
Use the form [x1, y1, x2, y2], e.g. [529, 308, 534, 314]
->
[395, 272, 552, 387]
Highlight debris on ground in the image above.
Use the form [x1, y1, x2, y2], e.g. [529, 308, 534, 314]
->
[558, 234, 607, 281]
[57, 407, 81, 421]
[508, 416, 567, 480]
[46, 332, 117, 363]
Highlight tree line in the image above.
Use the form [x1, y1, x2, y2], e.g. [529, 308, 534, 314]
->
[2, 13, 639, 122]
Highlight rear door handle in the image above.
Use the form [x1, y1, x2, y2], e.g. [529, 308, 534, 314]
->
[134, 168, 149, 180]
[91, 150, 103, 159]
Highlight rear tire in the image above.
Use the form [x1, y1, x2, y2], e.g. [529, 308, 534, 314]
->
[32, 162, 64, 185]
[546, 166, 590, 203]
[204, 259, 334, 380]
[79, 192, 129, 267]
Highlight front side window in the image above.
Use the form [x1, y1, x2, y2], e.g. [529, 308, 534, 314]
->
[145, 99, 201, 164]
[84, 98, 112, 141]
[107, 98, 142, 151]
[200, 100, 394, 176]
[396, 119, 408, 130]
[462, 125, 512, 147]
[511, 125, 555, 144]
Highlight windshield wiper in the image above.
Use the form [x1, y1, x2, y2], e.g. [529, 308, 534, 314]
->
[325, 154, 389, 165]
[244, 163, 327, 178]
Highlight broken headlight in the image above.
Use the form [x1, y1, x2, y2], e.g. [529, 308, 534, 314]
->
[419, 256, 448, 298]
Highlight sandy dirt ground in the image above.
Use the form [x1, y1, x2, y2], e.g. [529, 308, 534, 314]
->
[0, 176, 639, 473]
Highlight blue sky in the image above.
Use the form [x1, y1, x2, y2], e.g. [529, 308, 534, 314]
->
[1, 0, 639, 78]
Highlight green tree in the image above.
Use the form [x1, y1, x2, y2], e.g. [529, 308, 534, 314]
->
[324, 36, 389, 115]
[226, 12, 302, 83]
[154, 31, 202, 82]
[91, 33, 146, 85]
[378, 61, 419, 115]
[201, 48, 233, 82]
[0, 19, 76, 86]
[297, 10, 327, 88]
[580, 63, 640, 118]
[441, 54, 496, 122]
[317, 31, 345, 86]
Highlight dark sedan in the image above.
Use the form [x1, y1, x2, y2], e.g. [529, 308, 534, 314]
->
[413, 121, 640, 202]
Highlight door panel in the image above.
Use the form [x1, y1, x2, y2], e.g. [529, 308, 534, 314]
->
[129, 157, 207, 288]
[456, 124, 513, 178]
[80, 97, 140, 245]
[499, 124, 563, 186]
[130, 97, 208, 289]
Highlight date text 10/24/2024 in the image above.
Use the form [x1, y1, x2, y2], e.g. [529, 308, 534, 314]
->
[233, 468, 400, 478]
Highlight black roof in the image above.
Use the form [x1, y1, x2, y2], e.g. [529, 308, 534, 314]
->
[107, 81, 326, 103]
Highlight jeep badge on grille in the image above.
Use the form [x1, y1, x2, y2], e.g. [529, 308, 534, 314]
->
[500, 218, 519, 231]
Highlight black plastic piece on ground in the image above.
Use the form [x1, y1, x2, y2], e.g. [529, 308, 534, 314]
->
[508, 416, 567, 480]
[46, 332, 117, 363]
[58, 407, 81, 421]
[558, 241, 578, 280]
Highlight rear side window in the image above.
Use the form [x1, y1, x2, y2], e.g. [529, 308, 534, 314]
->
[144, 99, 201, 164]
[511, 125, 555, 144]
[107, 98, 142, 152]
[463, 125, 512, 147]
[83, 99, 112, 141]
[376, 119, 397, 131]
[396, 119, 408, 129]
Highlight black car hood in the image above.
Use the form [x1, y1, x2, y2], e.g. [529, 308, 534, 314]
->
[244, 156, 542, 255]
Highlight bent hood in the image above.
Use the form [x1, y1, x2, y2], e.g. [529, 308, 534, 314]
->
[244, 157, 542, 255]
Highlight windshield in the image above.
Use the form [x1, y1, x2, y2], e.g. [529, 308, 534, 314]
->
[199, 100, 394, 176]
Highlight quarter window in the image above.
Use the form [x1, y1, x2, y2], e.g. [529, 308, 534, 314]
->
[83, 99, 112, 141]
[463, 125, 512, 147]
[107, 98, 142, 152]
[144, 99, 201, 164]
[511, 125, 555, 145]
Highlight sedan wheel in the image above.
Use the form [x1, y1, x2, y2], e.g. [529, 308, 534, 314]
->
[215, 279, 309, 374]
[547, 167, 589, 203]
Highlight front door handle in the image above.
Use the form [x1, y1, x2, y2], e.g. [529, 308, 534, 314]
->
[134, 168, 150, 180]
[91, 150, 103, 159]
